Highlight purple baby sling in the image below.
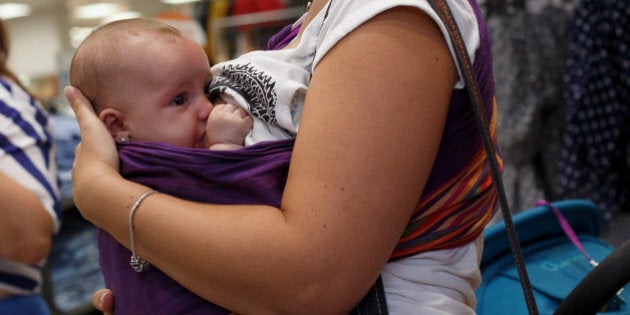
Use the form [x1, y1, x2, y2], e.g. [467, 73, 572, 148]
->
[98, 139, 293, 314]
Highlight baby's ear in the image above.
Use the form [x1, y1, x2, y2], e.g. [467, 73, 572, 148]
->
[99, 108, 128, 140]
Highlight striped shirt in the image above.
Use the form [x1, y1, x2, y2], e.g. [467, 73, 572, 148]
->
[0, 76, 60, 295]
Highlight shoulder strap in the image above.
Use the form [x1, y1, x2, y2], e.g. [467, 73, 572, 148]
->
[426, 1, 539, 314]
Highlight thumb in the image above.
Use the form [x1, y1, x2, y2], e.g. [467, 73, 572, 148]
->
[92, 288, 115, 314]
[64, 85, 96, 123]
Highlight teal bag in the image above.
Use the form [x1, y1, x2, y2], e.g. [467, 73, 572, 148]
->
[476, 199, 630, 314]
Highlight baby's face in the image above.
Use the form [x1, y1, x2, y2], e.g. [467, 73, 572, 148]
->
[114, 34, 214, 148]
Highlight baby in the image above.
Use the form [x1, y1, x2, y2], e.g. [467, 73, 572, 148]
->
[69, 17, 306, 315]
[69, 18, 261, 315]
[70, 18, 253, 150]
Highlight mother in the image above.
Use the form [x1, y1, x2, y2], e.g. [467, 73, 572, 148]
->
[66, 0, 498, 313]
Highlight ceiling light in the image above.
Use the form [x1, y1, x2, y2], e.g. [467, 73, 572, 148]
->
[69, 26, 95, 48]
[161, 0, 201, 4]
[74, 2, 119, 20]
[103, 11, 143, 23]
[0, 3, 32, 20]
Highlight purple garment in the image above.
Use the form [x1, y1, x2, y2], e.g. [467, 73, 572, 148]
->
[99, 139, 293, 315]
[421, 0, 495, 196]
[265, 23, 300, 50]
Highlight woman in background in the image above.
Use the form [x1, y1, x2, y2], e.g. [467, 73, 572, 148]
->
[0, 19, 61, 315]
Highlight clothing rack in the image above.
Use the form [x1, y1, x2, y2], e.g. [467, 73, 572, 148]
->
[211, 6, 304, 29]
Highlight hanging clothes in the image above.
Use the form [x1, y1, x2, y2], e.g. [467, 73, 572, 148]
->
[556, 0, 630, 221]
[229, 0, 286, 57]
[481, 0, 575, 214]
[230, 0, 285, 30]
[206, 0, 234, 63]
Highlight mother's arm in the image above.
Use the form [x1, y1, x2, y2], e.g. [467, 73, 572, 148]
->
[67, 6, 456, 314]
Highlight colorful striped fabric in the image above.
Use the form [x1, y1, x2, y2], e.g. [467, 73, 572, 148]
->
[391, 0, 500, 259]
[392, 99, 500, 259]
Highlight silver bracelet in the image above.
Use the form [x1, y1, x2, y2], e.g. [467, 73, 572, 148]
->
[129, 190, 159, 272]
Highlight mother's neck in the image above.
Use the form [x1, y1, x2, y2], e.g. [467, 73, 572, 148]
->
[304, 0, 329, 26]
[284, 0, 329, 49]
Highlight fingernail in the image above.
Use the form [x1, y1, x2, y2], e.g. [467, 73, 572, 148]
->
[64, 86, 76, 101]
[99, 291, 106, 307]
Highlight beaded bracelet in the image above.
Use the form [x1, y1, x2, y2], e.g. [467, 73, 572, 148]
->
[129, 190, 159, 272]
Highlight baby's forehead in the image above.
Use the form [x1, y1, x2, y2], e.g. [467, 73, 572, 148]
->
[99, 27, 159, 44]
[86, 29, 172, 63]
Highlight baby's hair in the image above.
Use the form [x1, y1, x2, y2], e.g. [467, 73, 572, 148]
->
[69, 18, 183, 112]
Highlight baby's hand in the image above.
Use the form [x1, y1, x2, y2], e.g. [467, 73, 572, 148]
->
[206, 103, 253, 150]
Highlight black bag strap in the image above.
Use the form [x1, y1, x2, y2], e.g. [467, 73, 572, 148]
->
[426, 1, 539, 314]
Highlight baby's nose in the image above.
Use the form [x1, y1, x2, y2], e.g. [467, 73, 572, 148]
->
[198, 99, 213, 120]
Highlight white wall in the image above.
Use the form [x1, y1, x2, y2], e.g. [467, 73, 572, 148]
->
[6, 11, 65, 79]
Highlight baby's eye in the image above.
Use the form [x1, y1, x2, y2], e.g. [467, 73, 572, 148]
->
[172, 94, 186, 106]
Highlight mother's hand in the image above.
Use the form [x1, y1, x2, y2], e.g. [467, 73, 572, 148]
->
[64, 86, 121, 217]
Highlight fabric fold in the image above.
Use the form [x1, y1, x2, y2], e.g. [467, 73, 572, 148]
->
[98, 139, 293, 315]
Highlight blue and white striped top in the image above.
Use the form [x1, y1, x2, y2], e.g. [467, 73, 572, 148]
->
[0, 76, 60, 295]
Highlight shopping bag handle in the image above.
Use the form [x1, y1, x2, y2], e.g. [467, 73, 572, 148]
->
[426, 1, 539, 314]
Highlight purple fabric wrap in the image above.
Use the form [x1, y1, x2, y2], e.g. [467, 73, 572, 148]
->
[265, 23, 300, 50]
[98, 139, 293, 315]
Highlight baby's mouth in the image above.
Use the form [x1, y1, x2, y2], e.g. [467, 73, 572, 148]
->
[198, 133, 209, 149]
